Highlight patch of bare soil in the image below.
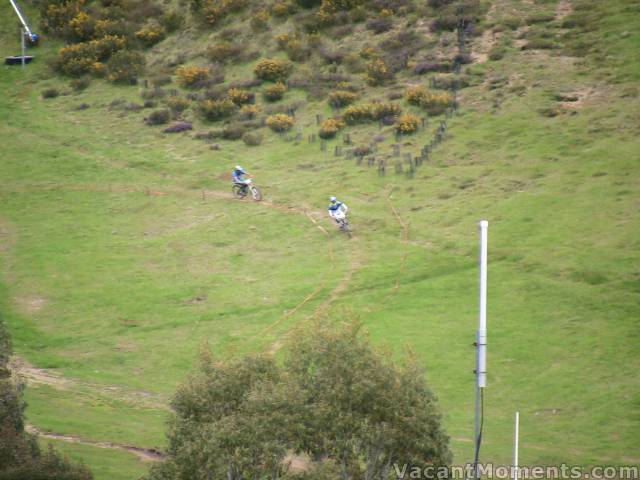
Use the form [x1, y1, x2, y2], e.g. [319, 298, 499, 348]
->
[9, 357, 169, 410]
[26, 425, 164, 462]
[556, 0, 572, 21]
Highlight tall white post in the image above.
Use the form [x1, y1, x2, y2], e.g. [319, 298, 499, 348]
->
[21, 27, 26, 69]
[513, 412, 520, 480]
[473, 220, 488, 478]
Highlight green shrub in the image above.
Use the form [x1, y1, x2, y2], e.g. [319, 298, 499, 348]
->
[488, 46, 506, 61]
[165, 96, 191, 114]
[146, 109, 171, 125]
[327, 90, 358, 108]
[242, 131, 264, 145]
[70, 76, 91, 91]
[239, 104, 261, 119]
[266, 113, 294, 131]
[206, 42, 244, 64]
[228, 88, 253, 105]
[176, 65, 210, 87]
[525, 12, 555, 25]
[271, 0, 296, 17]
[395, 113, 419, 134]
[263, 82, 287, 101]
[365, 58, 391, 86]
[250, 9, 270, 31]
[254, 58, 293, 81]
[342, 102, 401, 124]
[42, 88, 60, 99]
[106, 50, 145, 84]
[54, 35, 126, 76]
[135, 21, 166, 48]
[197, 98, 237, 121]
[222, 122, 247, 140]
[159, 9, 184, 32]
[404, 86, 452, 115]
[318, 118, 345, 138]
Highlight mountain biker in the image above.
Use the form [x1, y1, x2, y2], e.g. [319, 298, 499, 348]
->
[327, 196, 349, 224]
[232, 165, 252, 191]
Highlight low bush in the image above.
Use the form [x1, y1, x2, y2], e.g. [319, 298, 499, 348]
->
[146, 109, 170, 125]
[525, 12, 555, 25]
[242, 131, 264, 146]
[263, 82, 287, 101]
[164, 121, 193, 133]
[327, 90, 357, 108]
[176, 65, 210, 87]
[160, 9, 184, 32]
[318, 118, 345, 138]
[522, 38, 557, 50]
[70, 76, 91, 91]
[42, 88, 60, 99]
[239, 104, 261, 119]
[271, 0, 296, 17]
[141, 87, 166, 99]
[395, 113, 419, 134]
[135, 21, 166, 48]
[165, 96, 191, 114]
[284, 39, 309, 62]
[319, 48, 344, 64]
[453, 53, 473, 65]
[228, 88, 254, 106]
[372, 102, 402, 119]
[151, 74, 172, 87]
[499, 16, 522, 30]
[254, 58, 293, 81]
[488, 46, 506, 61]
[404, 86, 452, 114]
[106, 50, 145, 84]
[366, 17, 393, 33]
[54, 35, 126, 76]
[265, 113, 294, 131]
[365, 58, 391, 86]
[353, 145, 371, 157]
[414, 61, 450, 74]
[343, 102, 401, 124]
[197, 98, 237, 121]
[221, 122, 246, 140]
[250, 9, 270, 31]
[206, 42, 244, 64]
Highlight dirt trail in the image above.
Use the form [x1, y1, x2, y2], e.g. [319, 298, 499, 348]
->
[9, 357, 169, 410]
[26, 425, 165, 462]
[555, 0, 572, 21]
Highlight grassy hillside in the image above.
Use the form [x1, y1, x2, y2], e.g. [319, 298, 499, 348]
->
[1, 0, 639, 478]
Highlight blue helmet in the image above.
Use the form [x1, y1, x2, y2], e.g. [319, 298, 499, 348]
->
[235, 165, 244, 172]
[329, 196, 337, 203]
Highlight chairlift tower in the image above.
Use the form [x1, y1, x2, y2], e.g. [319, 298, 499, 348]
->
[5, 0, 39, 66]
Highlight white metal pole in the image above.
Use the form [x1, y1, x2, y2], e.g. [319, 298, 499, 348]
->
[477, 219, 488, 389]
[21, 27, 25, 69]
[513, 412, 520, 480]
[473, 220, 488, 478]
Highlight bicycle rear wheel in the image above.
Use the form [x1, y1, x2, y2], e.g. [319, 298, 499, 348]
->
[232, 184, 247, 199]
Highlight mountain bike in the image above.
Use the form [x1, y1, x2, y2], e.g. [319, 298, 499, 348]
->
[232, 179, 262, 201]
[332, 211, 352, 238]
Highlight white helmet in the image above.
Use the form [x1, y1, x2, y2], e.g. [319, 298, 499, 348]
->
[235, 165, 243, 171]
[329, 196, 337, 203]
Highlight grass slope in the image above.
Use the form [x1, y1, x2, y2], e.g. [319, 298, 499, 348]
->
[1, 0, 639, 478]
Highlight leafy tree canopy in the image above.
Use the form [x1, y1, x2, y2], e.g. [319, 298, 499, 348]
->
[148, 320, 451, 480]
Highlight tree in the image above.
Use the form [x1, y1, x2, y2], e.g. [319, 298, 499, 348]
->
[148, 321, 451, 480]
[0, 315, 93, 480]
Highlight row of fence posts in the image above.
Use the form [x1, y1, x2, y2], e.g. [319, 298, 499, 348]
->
[274, 22, 469, 177]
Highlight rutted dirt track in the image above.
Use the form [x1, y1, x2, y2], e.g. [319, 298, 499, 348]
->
[9, 357, 169, 410]
[25, 425, 165, 462]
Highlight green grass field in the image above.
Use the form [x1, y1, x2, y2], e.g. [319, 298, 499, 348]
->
[1, 0, 639, 478]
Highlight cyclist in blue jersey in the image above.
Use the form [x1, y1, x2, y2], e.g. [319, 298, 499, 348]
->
[327, 196, 349, 224]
